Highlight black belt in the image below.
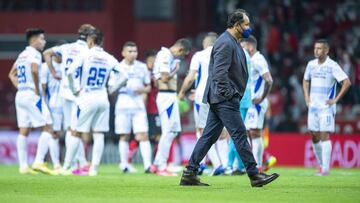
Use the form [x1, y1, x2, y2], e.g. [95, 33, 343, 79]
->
[159, 90, 176, 93]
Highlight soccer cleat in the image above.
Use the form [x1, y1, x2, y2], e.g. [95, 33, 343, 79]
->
[59, 168, 73, 176]
[156, 169, 178, 177]
[144, 167, 152, 174]
[19, 167, 38, 175]
[263, 156, 277, 172]
[127, 165, 138, 173]
[72, 165, 90, 176]
[197, 163, 208, 175]
[32, 163, 57, 175]
[315, 168, 329, 176]
[224, 166, 233, 175]
[149, 164, 158, 174]
[210, 166, 225, 176]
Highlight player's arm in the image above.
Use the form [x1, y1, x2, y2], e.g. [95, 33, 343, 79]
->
[43, 48, 61, 80]
[135, 84, 151, 95]
[31, 63, 40, 96]
[8, 63, 18, 89]
[253, 72, 273, 104]
[302, 79, 310, 107]
[108, 65, 129, 95]
[178, 69, 197, 100]
[160, 64, 180, 83]
[67, 57, 82, 95]
[326, 78, 351, 105]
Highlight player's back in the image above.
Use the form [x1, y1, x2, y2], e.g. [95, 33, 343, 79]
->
[54, 40, 88, 100]
[15, 46, 42, 92]
[79, 46, 118, 95]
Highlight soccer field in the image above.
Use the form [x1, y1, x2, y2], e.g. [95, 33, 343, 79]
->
[0, 165, 359, 203]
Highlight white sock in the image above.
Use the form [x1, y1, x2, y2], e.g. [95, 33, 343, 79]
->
[34, 131, 51, 164]
[139, 140, 152, 169]
[217, 139, 228, 166]
[321, 140, 332, 172]
[65, 130, 71, 147]
[154, 132, 177, 171]
[207, 145, 221, 168]
[312, 141, 323, 168]
[63, 135, 80, 170]
[76, 141, 88, 167]
[252, 137, 264, 167]
[49, 137, 60, 168]
[17, 134, 28, 169]
[90, 133, 104, 171]
[119, 140, 129, 169]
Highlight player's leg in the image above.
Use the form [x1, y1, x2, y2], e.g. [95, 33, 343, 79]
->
[115, 112, 132, 172]
[134, 111, 152, 172]
[308, 108, 323, 173]
[318, 109, 334, 175]
[32, 124, 54, 174]
[88, 101, 110, 176]
[17, 127, 37, 174]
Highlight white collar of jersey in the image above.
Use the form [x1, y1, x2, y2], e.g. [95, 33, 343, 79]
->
[317, 56, 330, 66]
[89, 46, 103, 51]
[76, 39, 87, 46]
[26, 46, 38, 52]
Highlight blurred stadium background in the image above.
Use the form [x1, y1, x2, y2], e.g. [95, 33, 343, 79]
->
[0, 0, 359, 168]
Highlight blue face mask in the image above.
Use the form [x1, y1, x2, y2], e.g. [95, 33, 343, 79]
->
[241, 27, 252, 38]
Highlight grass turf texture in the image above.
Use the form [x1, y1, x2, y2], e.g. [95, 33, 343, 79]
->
[0, 165, 359, 203]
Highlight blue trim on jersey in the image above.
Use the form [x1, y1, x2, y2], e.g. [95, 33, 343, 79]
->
[195, 64, 202, 88]
[36, 98, 42, 113]
[46, 87, 51, 101]
[254, 76, 263, 93]
[77, 106, 81, 118]
[255, 104, 261, 115]
[328, 83, 336, 99]
[195, 103, 200, 113]
[166, 103, 174, 119]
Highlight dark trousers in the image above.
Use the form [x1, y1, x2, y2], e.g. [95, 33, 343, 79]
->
[188, 96, 259, 176]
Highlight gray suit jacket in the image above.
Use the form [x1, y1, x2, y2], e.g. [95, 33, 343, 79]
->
[203, 31, 249, 104]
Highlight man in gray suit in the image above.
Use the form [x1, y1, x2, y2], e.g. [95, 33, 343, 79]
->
[180, 9, 279, 187]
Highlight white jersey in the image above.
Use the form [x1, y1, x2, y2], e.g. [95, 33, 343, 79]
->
[115, 60, 150, 111]
[68, 46, 120, 94]
[190, 46, 212, 103]
[249, 51, 270, 101]
[52, 40, 88, 101]
[304, 56, 348, 110]
[41, 62, 62, 108]
[153, 47, 180, 80]
[15, 46, 42, 91]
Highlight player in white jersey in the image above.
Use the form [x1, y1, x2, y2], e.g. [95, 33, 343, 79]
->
[40, 52, 63, 172]
[65, 28, 127, 176]
[303, 39, 351, 176]
[43, 24, 95, 174]
[8, 28, 54, 175]
[241, 36, 273, 169]
[150, 38, 192, 176]
[178, 32, 228, 175]
[115, 41, 152, 173]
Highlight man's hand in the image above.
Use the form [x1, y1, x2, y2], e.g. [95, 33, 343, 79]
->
[51, 70, 62, 80]
[325, 99, 336, 106]
[178, 91, 185, 100]
[252, 98, 262, 104]
[305, 97, 311, 107]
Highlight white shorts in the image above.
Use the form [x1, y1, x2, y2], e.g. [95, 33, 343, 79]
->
[307, 107, 335, 132]
[49, 107, 63, 132]
[15, 91, 48, 128]
[62, 98, 77, 130]
[75, 91, 110, 133]
[156, 92, 181, 133]
[194, 102, 209, 129]
[244, 100, 268, 130]
[115, 109, 149, 134]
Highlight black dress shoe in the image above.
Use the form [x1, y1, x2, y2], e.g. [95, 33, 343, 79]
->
[180, 169, 210, 186]
[249, 172, 279, 187]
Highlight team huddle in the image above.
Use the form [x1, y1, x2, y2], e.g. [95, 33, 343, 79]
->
[8, 23, 350, 177]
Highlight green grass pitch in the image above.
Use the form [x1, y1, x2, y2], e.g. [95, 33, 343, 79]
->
[0, 165, 359, 203]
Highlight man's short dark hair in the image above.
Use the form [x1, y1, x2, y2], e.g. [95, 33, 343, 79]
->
[122, 41, 137, 50]
[227, 9, 249, 28]
[241, 35, 257, 48]
[175, 38, 192, 53]
[78, 24, 95, 38]
[88, 28, 103, 46]
[145, 49, 157, 59]
[315, 39, 330, 48]
[26, 28, 45, 42]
